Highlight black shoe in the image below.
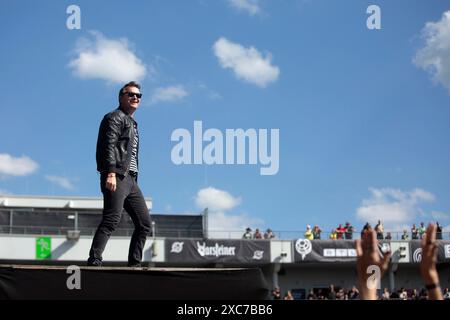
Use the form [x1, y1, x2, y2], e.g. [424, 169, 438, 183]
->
[87, 258, 102, 266]
[127, 263, 141, 268]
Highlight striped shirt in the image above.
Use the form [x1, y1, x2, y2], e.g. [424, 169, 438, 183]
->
[129, 122, 139, 173]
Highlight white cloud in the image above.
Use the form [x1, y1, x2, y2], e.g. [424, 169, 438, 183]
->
[195, 187, 241, 211]
[0, 154, 38, 176]
[206, 211, 264, 239]
[356, 188, 436, 228]
[208, 92, 222, 100]
[431, 211, 449, 221]
[227, 0, 261, 16]
[414, 11, 450, 92]
[213, 37, 280, 87]
[151, 85, 188, 104]
[409, 188, 436, 202]
[69, 31, 147, 83]
[45, 175, 75, 191]
[198, 84, 222, 100]
[195, 187, 264, 238]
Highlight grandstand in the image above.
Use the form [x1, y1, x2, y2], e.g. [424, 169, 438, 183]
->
[0, 194, 203, 238]
[0, 194, 449, 300]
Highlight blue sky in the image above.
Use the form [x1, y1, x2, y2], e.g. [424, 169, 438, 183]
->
[1, 0, 450, 237]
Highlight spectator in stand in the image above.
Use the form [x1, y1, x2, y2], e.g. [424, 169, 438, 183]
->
[242, 227, 252, 239]
[335, 287, 345, 300]
[327, 284, 336, 300]
[443, 288, 450, 300]
[410, 289, 418, 300]
[344, 222, 354, 240]
[436, 222, 442, 240]
[283, 290, 294, 300]
[381, 288, 390, 300]
[253, 228, 263, 239]
[264, 228, 275, 239]
[385, 232, 392, 240]
[329, 229, 337, 240]
[399, 287, 408, 300]
[313, 225, 322, 240]
[375, 220, 384, 240]
[356, 223, 443, 300]
[336, 224, 346, 240]
[316, 289, 325, 300]
[418, 222, 426, 239]
[271, 287, 281, 300]
[307, 289, 316, 300]
[304, 225, 313, 240]
[401, 229, 409, 240]
[411, 223, 419, 240]
[348, 286, 359, 300]
[361, 222, 372, 237]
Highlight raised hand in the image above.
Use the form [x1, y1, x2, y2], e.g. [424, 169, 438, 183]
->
[356, 230, 391, 300]
[420, 223, 443, 300]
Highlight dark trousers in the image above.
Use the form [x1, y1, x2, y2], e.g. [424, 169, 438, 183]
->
[88, 173, 151, 266]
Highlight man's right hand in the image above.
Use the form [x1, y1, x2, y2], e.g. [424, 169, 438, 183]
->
[106, 174, 117, 192]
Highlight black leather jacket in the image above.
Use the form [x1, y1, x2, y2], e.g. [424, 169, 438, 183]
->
[96, 108, 137, 175]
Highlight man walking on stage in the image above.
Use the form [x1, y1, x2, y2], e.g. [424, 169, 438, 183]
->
[88, 81, 151, 267]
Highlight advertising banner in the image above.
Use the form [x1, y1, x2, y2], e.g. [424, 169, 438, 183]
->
[293, 239, 392, 263]
[166, 239, 270, 264]
[410, 240, 450, 264]
[36, 237, 51, 260]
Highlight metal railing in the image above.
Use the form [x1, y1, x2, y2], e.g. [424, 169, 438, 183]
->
[205, 230, 450, 240]
[1, 225, 449, 240]
[0, 208, 204, 238]
[0, 225, 128, 236]
[2, 209, 447, 240]
[0, 225, 204, 238]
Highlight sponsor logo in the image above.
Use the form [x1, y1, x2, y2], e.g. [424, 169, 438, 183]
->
[413, 248, 422, 263]
[445, 245, 450, 259]
[323, 249, 335, 257]
[380, 243, 391, 253]
[295, 239, 312, 260]
[323, 248, 357, 258]
[348, 249, 357, 257]
[196, 242, 236, 257]
[252, 250, 264, 260]
[171, 242, 184, 253]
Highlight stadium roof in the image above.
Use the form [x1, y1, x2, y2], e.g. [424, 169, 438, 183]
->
[0, 194, 153, 210]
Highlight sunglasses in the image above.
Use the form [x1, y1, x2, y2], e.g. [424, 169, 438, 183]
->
[123, 92, 142, 99]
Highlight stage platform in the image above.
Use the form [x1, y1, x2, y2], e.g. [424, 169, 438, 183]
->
[0, 265, 269, 300]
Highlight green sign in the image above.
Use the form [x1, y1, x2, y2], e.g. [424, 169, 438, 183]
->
[36, 237, 52, 260]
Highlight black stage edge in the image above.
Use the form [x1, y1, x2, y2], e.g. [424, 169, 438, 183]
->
[0, 265, 269, 300]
